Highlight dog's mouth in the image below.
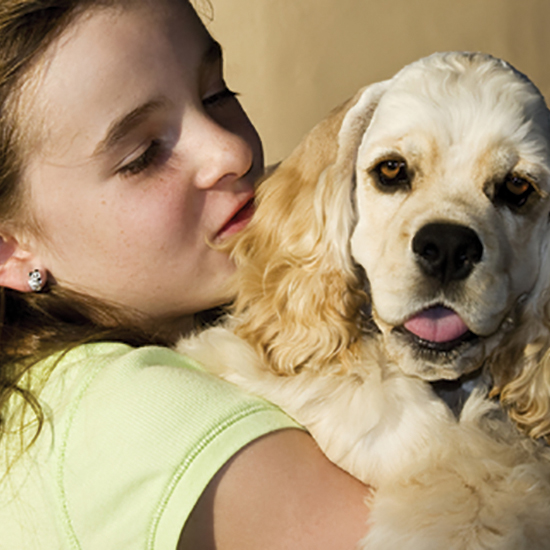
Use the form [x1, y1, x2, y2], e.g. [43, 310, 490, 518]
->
[394, 305, 479, 353]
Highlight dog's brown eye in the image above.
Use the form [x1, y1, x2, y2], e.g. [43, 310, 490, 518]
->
[373, 159, 409, 189]
[380, 161, 401, 179]
[496, 174, 535, 208]
[505, 177, 530, 196]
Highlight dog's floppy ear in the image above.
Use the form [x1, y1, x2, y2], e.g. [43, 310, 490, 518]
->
[495, 323, 550, 443]
[228, 81, 389, 375]
[490, 250, 550, 443]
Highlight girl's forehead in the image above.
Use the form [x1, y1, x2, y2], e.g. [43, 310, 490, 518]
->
[24, 0, 211, 162]
[38, 0, 207, 82]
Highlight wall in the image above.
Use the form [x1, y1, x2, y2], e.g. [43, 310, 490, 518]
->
[202, 0, 550, 164]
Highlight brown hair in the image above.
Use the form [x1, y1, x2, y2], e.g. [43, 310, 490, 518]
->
[0, 0, 203, 448]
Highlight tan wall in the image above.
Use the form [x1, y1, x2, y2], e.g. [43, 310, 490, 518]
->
[202, 0, 550, 165]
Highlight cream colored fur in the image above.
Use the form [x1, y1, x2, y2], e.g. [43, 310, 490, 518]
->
[179, 52, 550, 549]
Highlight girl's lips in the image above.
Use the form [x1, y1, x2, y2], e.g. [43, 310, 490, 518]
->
[215, 197, 255, 241]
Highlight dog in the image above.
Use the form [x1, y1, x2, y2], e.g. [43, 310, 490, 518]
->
[180, 52, 550, 549]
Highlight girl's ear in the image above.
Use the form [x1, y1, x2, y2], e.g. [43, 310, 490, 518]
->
[0, 234, 44, 292]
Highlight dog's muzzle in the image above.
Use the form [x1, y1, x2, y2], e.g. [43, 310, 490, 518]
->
[392, 222, 484, 354]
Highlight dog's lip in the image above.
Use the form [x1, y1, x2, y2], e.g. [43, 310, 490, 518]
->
[393, 324, 479, 353]
[402, 305, 470, 343]
[395, 305, 480, 353]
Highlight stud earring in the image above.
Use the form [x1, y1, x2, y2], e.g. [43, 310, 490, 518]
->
[28, 269, 44, 292]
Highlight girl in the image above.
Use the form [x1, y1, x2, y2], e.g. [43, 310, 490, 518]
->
[0, 0, 370, 548]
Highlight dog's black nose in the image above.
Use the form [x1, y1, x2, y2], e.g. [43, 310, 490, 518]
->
[412, 223, 483, 284]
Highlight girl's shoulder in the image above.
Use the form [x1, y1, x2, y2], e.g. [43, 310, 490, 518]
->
[2, 342, 299, 550]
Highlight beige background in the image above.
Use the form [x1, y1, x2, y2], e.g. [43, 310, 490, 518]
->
[201, 0, 550, 165]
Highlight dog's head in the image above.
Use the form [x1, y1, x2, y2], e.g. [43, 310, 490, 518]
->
[230, 52, 550, 437]
[351, 52, 550, 382]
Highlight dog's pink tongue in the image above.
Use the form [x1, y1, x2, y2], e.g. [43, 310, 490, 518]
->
[403, 306, 468, 343]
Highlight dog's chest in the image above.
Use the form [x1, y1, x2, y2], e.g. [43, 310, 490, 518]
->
[430, 369, 488, 416]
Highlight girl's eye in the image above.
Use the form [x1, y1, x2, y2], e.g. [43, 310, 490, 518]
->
[202, 86, 238, 108]
[118, 139, 163, 177]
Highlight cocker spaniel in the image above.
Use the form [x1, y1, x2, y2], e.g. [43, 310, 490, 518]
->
[180, 52, 550, 549]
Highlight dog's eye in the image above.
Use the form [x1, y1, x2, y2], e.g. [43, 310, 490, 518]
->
[373, 159, 409, 189]
[496, 174, 535, 208]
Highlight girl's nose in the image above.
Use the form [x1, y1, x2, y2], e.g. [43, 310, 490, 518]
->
[190, 113, 258, 190]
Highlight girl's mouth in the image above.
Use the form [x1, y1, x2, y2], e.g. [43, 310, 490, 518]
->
[216, 197, 255, 241]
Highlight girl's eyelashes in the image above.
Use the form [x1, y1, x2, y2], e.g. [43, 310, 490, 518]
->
[115, 87, 238, 178]
[117, 139, 164, 177]
[202, 86, 238, 108]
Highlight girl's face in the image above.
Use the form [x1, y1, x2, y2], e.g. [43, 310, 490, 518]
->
[21, 0, 263, 330]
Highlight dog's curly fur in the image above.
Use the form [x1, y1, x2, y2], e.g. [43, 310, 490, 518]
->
[180, 52, 550, 548]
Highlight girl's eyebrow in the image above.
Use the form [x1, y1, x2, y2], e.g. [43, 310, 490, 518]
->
[93, 39, 223, 158]
[93, 98, 169, 157]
